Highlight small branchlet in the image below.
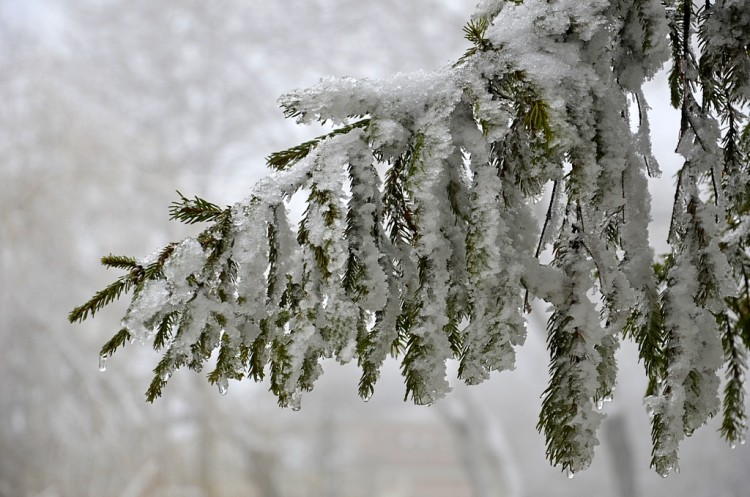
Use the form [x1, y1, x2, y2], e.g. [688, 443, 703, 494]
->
[207, 335, 244, 388]
[101, 254, 138, 270]
[153, 312, 177, 351]
[69, 243, 175, 324]
[719, 309, 748, 445]
[521, 97, 554, 144]
[457, 17, 493, 65]
[463, 17, 491, 50]
[147, 353, 178, 403]
[68, 277, 135, 323]
[170, 191, 228, 225]
[401, 334, 432, 404]
[266, 119, 370, 171]
[100, 328, 132, 358]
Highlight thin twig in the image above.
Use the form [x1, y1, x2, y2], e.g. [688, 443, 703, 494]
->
[524, 179, 560, 312]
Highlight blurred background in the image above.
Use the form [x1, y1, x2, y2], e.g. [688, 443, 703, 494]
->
[1, 1, 748, 496]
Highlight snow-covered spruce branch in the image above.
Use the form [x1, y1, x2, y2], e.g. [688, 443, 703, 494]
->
[70, 0, 750, 476]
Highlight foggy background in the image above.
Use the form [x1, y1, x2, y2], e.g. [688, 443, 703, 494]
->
[1, 1, 748, 496]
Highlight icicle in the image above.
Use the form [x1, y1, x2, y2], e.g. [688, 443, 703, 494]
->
[290, 391, 303, 412]
[98, 355, 107, 372]
[217, 379, 228, 396]
[595, 395, 614, 410]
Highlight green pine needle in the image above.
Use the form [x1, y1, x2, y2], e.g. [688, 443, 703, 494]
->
[70, 243, 176, 324]
[521, 97, 554, 144]
[401, 334, 430, 404]
[456, 17, 492, 65]
[270, 338, 294, 407]
[68, 276, 135, 323]
[266, 119, 370, 171]
[153, 312, 176, 351]
[101, 254, 138, 270]
[208, 335, 244, 385]
[462, 18, 490, 48]
[100, 328, 131, 358]
[146, 376, 166, 403]
[719, 311, 748, 445]
[248, 320, 271, 381]
[355, 317, 378, 401]
[146, 353, 175, 402]
[169, 191, 228, 225]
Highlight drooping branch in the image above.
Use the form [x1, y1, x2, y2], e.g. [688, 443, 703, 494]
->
[69, 0, 750, 476]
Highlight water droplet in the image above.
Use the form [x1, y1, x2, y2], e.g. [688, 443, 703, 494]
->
[741, 439, 746, 446]
[731, 443, 737, 450]
[567, 471, 575, 479]
[291, 405, 301, 412]
[657, 462, 674, 478]
[161, 372, 171, 382]
[362, 392, 373, 403]
[98, 355, 107, 372]
[217, 380, 228, 396]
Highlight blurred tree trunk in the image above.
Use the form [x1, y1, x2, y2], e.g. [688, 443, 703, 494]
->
[439, 388, 522, 497]
[196, 379, 217, 497]
[603, 413, 638, 497]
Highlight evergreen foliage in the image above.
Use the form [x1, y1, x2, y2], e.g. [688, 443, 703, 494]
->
[70, 0, 750, 475]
